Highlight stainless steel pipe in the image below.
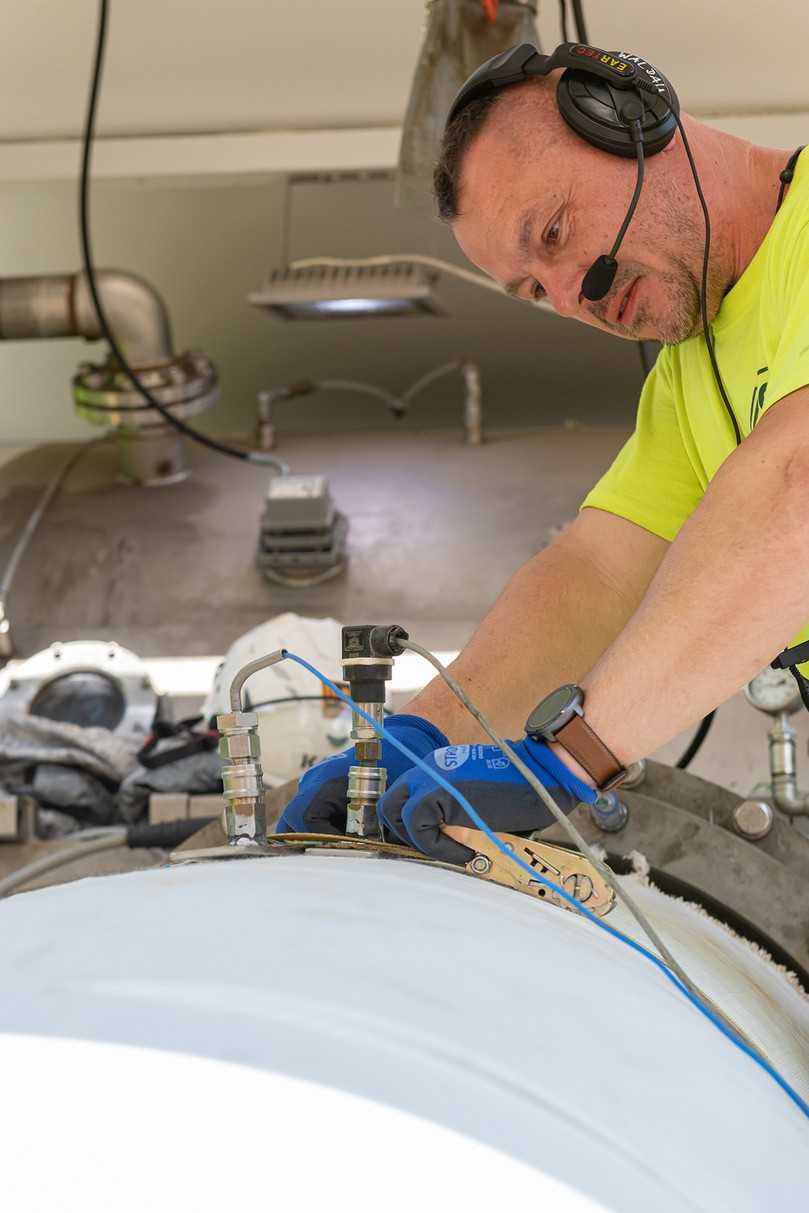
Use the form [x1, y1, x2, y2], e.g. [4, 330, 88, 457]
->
[0, 270, 173, 366]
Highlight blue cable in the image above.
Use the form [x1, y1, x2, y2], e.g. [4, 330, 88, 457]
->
[282, 649, 809, 1122]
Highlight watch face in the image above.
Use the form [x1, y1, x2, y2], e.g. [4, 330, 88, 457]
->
[526, 684, 582, 737]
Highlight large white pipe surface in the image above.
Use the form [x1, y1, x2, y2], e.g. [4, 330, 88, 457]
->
[0, 853, 807, 1211]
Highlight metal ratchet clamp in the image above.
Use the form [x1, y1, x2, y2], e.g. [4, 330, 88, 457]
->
[173, 829, 614, 918]
[442, 826, 615, 917]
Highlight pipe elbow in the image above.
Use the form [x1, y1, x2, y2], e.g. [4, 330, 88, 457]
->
[72, 269, 174, 366]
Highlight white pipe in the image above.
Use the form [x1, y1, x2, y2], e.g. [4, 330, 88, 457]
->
[0, 856, 806, 1211]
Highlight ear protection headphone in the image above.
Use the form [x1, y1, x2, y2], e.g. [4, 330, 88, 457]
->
[446, 41, 680, 304]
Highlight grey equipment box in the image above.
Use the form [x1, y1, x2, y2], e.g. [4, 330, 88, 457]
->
[257, 475, 348, 574]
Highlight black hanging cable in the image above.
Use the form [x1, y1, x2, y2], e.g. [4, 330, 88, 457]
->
[628, 103, 737, 752]
[788, 667, 809, 713]
[675, 710, 715, 770]
[81, 1, 274, 466]
[560, 0, 572, 43]
[570, 0, 589, 43]
[637, 341, 659, 376]
[671, 114, 743, 446]
[776, 146, 803, 211]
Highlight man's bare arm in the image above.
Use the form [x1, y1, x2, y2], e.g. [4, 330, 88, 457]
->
[576, 386, 809, 772]
[406, 507, 668, 741]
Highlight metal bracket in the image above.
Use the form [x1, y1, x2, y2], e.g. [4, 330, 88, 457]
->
[170, 829, 614, 918]
[442, 826, 615, 917]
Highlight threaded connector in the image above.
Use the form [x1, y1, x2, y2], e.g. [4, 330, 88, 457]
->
[216, 710, 266, 845]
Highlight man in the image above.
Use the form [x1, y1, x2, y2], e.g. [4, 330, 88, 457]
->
[279, 55, 809, 862]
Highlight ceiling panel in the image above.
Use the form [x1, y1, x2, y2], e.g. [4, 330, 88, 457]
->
[2, 1, 807, 142]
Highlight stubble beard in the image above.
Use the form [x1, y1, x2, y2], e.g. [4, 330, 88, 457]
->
[597, 194, 726, 345]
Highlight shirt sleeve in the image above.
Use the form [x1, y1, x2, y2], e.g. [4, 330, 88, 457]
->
[580, 351, 704, 542]
[759, 219, 809, 418]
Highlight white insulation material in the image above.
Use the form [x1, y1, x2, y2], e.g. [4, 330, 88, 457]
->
[1, 853, 808, 1212]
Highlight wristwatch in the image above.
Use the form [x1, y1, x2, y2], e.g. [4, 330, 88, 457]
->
[525, 684, 627, 792]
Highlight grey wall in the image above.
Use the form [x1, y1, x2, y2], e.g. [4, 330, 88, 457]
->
[0, 173, 642, 444]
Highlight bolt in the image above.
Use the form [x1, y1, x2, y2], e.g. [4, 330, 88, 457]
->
[732, 799, 774, 841]
[469, 853, 492, 875]
[621, 759, 646, 789]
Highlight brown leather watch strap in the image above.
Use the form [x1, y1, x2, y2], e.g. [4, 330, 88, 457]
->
[555, 713, 627, 792]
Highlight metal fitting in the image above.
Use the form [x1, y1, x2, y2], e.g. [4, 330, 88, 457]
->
[216, 710, 266, 845]
[732, 799, 774, 841]
[347, 762, 387, 837]
[469, 853, 492, 875]
[589, 791, 629, 833]
[768, 712, 809, 817]
[621, 759, 646, 790]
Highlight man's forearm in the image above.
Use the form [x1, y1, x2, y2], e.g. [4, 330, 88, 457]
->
[581, 389, 809, 768]
[406, 512, 666, 742]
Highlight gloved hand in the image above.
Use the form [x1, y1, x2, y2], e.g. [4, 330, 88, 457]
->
[378, 737, 596, 864]
[276, 713, 449, 835]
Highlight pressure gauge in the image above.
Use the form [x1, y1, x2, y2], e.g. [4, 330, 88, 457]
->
[744, 667, 802, 716]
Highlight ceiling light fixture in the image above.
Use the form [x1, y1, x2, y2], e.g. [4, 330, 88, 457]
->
[248, 262, 442, 321]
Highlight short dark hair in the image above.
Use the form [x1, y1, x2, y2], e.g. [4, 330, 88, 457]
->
[433, 95, 500, 222]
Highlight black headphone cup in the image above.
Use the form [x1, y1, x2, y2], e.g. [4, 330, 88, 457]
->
[556, 71, 676, 158]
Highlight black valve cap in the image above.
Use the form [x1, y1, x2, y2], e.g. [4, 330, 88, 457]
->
[369, 625, 409, 658]
[342, 624, 409, 660]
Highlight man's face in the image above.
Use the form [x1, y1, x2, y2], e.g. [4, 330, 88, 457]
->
[452, 108, 711, 345]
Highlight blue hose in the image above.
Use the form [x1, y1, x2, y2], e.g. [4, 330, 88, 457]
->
[282, 649, 809, 1122]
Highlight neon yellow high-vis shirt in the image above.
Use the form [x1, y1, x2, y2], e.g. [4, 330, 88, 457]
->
[581, 145, 809, 670]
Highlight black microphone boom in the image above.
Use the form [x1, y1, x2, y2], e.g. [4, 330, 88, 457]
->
[581, 121, 645, 302]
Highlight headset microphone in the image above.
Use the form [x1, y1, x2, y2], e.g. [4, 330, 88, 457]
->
[581, 105, 645, 302]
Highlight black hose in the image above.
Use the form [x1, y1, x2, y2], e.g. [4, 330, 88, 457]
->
[570, 0, 589, 43]
[80, 2, 260, 465]
[637, 340, 660, 377]
[126, 817, 215, 850]
[675, 711, 716, 770]
[788, 666, 809, 713]
[558, 0, 569, 42]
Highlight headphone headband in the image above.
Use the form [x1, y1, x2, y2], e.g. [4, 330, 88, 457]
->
[446, 41, 676, 128]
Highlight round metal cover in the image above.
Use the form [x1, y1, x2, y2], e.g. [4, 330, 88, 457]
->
[29, 670, 126, 731]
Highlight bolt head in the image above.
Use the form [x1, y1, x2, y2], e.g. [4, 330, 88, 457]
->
[732, 799, 774, 841]
[469, 854, 492, 875]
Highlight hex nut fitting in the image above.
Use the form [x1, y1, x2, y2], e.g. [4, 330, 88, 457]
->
[218, 731, 262, 761]
[216, 711, 258, 732]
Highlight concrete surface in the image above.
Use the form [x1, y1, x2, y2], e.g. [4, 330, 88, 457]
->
[1, 427, 808, 806]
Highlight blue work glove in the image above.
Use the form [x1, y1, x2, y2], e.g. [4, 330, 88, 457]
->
[378, 738, 596, 864]
[276, 713, 449, 835]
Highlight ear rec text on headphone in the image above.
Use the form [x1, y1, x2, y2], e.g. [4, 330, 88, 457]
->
[446, 41, 680, 302]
